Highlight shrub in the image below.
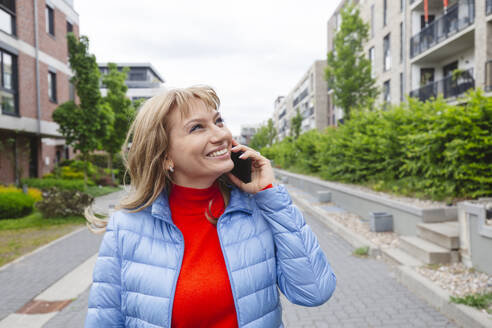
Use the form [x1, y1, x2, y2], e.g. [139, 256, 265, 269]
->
[95, 175, 117, 187]
[0, 185, 42, 202]
[21, 178, 86, 191]
[35, 187, 94, 217]
[60, 166, 84, 180]
[0, 192, 35, 219]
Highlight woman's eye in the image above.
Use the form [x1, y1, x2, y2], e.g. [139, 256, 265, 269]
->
[190, 124, 203, 133]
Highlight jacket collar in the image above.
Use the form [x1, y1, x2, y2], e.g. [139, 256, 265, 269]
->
[150, 186, 253, 224]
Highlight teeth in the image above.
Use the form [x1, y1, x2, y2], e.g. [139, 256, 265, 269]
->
[208, 148, 228, 157]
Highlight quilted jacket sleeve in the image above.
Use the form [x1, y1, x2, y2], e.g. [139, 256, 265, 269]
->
[85, 214, 124, 327]
[254, 185, 336, 306]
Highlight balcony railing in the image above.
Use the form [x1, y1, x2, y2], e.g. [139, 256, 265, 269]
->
[487, 0, 492, 15]
[409, 68, 474, 102]
[410, 0, 475, 58]
[485, 60, 492, 92]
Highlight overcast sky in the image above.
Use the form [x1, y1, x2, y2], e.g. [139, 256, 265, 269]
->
[75, 0, 340, 136]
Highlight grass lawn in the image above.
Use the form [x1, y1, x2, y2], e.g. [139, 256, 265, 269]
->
[0, 210, 86, 268]
[85, 185, 122, 198]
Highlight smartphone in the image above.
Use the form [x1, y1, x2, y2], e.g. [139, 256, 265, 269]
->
[230, 151, 252, 183]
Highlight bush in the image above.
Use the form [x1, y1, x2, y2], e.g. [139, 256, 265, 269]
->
[21, 178, 86, 191]
[35, 187, 94, 217]
[262, 91, 492, 201]
[95, 175, 117, 187]
[60, 166, 84, 180]
[0, 192, 36, 219]
[0, 185, 42, 202]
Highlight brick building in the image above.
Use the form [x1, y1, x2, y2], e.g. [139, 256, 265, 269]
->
[0, 0, 79, 185]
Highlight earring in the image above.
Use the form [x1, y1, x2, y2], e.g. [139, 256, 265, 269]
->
[168, 165, 174, 173]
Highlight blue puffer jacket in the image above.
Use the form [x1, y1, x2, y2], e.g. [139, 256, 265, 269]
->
[85, 185, 336, 328]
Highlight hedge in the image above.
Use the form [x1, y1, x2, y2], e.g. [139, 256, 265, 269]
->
[21, 178, 87, 191]
[0, 192, 36, 219]
[261, 91, 492, 201]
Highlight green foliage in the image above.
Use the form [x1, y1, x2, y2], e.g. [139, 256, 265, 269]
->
[36, 187, 94, 218]
[262, 91, 492, 201]
[290, 109, 302, 139]
[250, 119, 277, 150]
[52, 34, 114, 186]
[353, 246, 369, 257]
[325, 3, 379, 120]
[21, 178, 86, 191]
[450, 292, 492, 310]
[100, 63, 136, 183]
[0, 192, 35, 219]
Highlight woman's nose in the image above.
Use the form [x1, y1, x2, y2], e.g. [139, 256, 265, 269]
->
[210, 125, 228, 143]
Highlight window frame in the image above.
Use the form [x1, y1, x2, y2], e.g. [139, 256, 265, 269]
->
[383, 0, 388, 27]
[46, 5, 55, 36]
[0, 48, 18, 116]
[383, 79, 391, 106]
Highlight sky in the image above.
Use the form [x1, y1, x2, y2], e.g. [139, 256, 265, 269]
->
[75, 0, 340, 136]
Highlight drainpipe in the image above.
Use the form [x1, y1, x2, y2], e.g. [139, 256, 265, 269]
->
[33, 0, 41, 136]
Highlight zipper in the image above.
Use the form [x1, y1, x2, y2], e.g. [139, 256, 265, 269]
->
[167, 225, 184, 328]
[217, 213, 242, 327]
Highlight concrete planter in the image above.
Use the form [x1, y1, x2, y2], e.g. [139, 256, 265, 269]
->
[370, 212, 394, 232]
[458, 200, 492, 275]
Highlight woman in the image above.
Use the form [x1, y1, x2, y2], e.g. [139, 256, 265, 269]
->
[85, 85, 336, 328]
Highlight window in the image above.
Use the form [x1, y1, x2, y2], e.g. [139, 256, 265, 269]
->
[400, 22, 403, 63]
[0, 49, 17, 115]
[368, 47, 375, 78]
[48, 71, 57, 103]
[383, 33, 391, 71]
[400, 73, 404, 101]
[0, 0, 15, 35]
[370, 5, 375, 38]
[69, 79, 75, 101]
[400, 0, 404, 12]
[128, 68, 147, 81]
[383, 80, 391, 106]
[66, 21, 73, 33]
[46, 5, 54, 36]
[383, 0, 387, 27]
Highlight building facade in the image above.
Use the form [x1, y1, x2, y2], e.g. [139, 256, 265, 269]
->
[98, 63, 165, 103]
[0, 0, 79, 185]
[238, 124, 260, 146]
[327, 0, 492, 122]
[273, 60, 330, 141]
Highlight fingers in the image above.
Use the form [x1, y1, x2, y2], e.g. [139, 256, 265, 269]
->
[226, 172, 244, 187]
[231, 144, 263, 161]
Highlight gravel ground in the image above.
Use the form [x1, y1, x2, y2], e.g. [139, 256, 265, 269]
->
[320, 201, 492, 317]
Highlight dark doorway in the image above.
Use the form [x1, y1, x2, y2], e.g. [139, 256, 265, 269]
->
[420, 15, 435, 29]
[443, 61, 458, 77]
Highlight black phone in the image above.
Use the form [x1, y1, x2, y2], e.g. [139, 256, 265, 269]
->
[230, 151, 252, 183]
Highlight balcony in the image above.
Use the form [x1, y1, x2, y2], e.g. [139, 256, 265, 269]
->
[410, 0, 475, 59]
[487, 0, 492, 15]
[409, 68, 474, 102]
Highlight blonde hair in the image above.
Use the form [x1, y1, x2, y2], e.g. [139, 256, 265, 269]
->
[86, 85, 231, 233]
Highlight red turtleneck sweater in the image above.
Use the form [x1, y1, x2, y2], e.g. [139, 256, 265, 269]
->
[169, 183, 238, 328]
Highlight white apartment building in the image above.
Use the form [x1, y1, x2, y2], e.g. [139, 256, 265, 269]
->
[238, 124, 261, 146]
[327, 0, 491, 122]
[99, 63, 165, 103]
[273, 60, 330, 141]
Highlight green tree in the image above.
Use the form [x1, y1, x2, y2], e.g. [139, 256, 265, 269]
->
[290, 108, 302, 139]
[52, 33, 113, 186]
[250, 119, 277, 150]
[325, 3, 379, 120]
[100, 63, 136, 183]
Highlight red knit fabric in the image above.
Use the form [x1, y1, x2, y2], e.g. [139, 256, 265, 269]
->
[169, 183, 238, 328]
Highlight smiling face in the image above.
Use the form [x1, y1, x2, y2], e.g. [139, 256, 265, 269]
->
[166, 99, 234, 189]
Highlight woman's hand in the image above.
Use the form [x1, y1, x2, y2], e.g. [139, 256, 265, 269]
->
[227, 140, 275, 194]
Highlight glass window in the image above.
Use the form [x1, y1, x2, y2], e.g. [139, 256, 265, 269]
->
[48, 71, 57, 102]
[383, 33, 391, 71]
[368, 47, 375, 78]
[370, 5, 375, 38]
[383, 80, 391, 104]
[400, 73, 404, 101]
[3, 52, 11, 90]
[400, 22, 404, 63]
[0, 49, 17, 115]
[383, 0, 387, 27]
[66, 21, 73, 33]
[46, 6, 54, 36]
[0, 8, 12, 34]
